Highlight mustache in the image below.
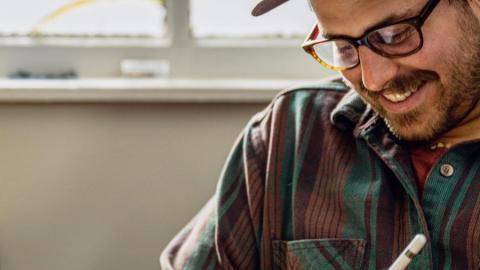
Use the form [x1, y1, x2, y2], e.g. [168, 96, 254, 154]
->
[358, 70, 439, 99]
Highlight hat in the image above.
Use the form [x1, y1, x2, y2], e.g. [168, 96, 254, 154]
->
[251, 0, 289, 16]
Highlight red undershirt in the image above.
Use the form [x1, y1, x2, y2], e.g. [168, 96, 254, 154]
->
[409, 144, 448, 195]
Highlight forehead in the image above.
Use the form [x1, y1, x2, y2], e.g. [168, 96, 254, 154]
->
[310, 0, 422, 37]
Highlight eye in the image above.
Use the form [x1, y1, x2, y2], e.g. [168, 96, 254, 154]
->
[338, 45, 354, 54]
[334, 42, 355, 56]
[333, 42, 357, 62]
[387, 26, 416, 44]
[368, 24, 417, 46]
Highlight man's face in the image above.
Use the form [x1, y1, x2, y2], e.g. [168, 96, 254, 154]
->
[311, 0, 480, 141]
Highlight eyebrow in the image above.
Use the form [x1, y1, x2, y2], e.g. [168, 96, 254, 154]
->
[320, 8, 418, 40]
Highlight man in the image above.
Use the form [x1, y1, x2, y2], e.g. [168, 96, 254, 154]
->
[161, 0, 480, 268]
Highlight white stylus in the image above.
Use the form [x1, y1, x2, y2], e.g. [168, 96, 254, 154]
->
[388, 234, 427, 270]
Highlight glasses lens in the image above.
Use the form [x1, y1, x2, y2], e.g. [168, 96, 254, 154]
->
[311, 39, 358, 69]
[367, 23, 421, 55]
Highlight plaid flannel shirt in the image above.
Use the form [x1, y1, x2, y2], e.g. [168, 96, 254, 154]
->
[161, 80, 480, 269]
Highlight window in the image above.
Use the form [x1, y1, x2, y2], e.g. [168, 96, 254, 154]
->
[0, 0, 167, 37]
[0, 0, 335, 80]
[190, 0, 310, 38]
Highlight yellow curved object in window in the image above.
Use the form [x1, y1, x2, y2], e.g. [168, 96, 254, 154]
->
[29, 0, 165, 36]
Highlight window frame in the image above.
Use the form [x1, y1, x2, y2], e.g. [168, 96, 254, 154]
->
[0, 0, 335, 80]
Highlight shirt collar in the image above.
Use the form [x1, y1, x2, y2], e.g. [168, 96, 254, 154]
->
[330, 88, 370, 130]
[329, 87, 391, 142]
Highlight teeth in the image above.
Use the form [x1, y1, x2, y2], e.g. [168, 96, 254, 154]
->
[383, 89, 415, 103]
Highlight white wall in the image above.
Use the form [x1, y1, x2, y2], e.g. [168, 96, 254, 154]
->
[0, 101, 266, 270]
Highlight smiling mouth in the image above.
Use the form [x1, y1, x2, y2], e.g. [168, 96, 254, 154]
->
[381, 81, 426, 103]
[383, 88, 417, 103]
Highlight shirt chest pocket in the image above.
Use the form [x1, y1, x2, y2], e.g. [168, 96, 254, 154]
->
[272, 239, 366, 270]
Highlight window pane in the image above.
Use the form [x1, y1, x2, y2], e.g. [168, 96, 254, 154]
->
[190, 0, 314, 38]
[0, 0, 167, 37]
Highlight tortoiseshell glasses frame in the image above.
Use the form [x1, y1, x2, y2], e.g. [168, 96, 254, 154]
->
[301, 0, 440, 71]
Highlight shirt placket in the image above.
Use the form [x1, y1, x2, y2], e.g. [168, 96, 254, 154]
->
[359, 122, 434, 269]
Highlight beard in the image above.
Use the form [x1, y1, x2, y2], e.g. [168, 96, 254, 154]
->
[348, 6, 480, 142]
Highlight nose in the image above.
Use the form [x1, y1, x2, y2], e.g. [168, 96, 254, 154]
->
[358, 46, 399, 92]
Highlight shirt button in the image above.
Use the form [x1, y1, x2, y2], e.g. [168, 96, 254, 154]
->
[440, 164, 455, 177]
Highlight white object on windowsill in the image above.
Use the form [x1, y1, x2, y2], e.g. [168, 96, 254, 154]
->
[121, 59, 170, 78]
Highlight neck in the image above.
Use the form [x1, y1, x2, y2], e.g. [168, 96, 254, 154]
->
[433, 100, 480, 147]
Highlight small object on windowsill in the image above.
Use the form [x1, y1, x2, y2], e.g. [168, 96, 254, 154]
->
[8, 70, 78, 79]
[121, 59, 170, 78]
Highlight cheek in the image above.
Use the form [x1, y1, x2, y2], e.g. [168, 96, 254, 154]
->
[412, 41, 451, 85]
[414, 13, 461, 77]
[414, 38, 444, 68]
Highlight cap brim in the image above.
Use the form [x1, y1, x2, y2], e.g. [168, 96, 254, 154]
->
[251, 0, 289, 16]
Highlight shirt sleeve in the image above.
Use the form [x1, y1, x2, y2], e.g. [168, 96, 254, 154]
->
[160, 111, 270, 270]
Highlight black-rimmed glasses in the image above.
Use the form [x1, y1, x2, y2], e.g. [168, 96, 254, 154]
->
[302, 0, 440, 71]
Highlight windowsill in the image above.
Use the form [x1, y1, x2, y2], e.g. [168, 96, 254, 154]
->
[194, 37, 304, 48]
[0, 36, 172, 48]
[0, 36, 306, 49]
[0, 78, 324, 103]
